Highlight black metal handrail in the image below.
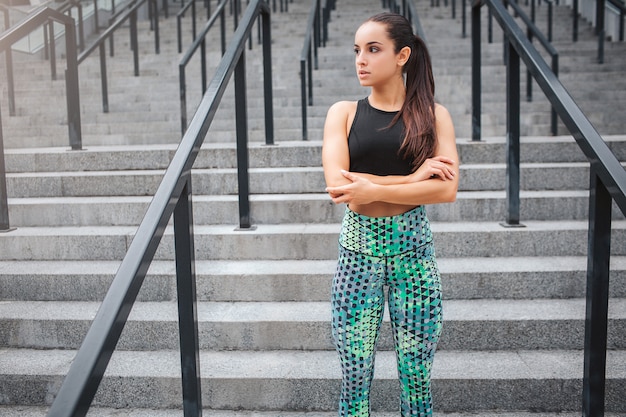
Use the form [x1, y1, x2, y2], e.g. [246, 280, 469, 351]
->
[0, 0, 84, 111]
[176, 0, 208, 53]
[45, 1, 272, 416]
[57, 0, 85, 51]
[0, 4, 15, 118]
[41, 0, 85, 81]
[596, 0, 626, 62]
[0, 0, 171, 232]
[78, 0, 160, 114]
[472, 1, 626, 414]
[299, 0, 335, 140]
[0, 6, 81, 149]
[106, 0, 141, 57]
[507, 0, 559, 135]
[179, 0, 228, 133]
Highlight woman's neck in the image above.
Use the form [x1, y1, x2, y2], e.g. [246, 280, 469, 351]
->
[368, 81, 406, 112]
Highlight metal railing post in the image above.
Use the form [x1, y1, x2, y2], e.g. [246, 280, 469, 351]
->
[99, 43, 109, 113]
[64, 18, 82, 150]
[463, 0, 467, 38]
[300, 59, 308, 140]
[262, 9, 274, 145]
[471, 0, 481, 141]
[0, 106, 12, 232]
[4, 48, 15, 117]
[153, 0, 160, 54]
[93, 0, 100, 33]
[547, 0, 552, 41]
[131, 9, 140, 76]
[235, 52, 252, 229]
[220, 5, 226, 53]
[180, 66, 188, 133]
[49, 22, 57, 80]
[573, 0, 578, 41]
[2, 8, 16, 117]
[77, 2, 85, 51]
[503, 38, 522, 227]
[314, 0, 320, 69]
[174, 177, 203, 417]
[550, 54, 558, 135]
[582, 168, 611, 417]
[596, 0, 605, 63]
[201, 38, 207, 92]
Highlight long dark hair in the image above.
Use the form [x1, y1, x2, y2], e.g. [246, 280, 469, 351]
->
[368, 12, 437, 171]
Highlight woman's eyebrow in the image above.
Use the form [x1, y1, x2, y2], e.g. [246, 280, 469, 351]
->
[354, 41, 384, 47]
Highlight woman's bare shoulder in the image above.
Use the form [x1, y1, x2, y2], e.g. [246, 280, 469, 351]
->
[327, 100, 358, 115]
[434, 103, 452, 120]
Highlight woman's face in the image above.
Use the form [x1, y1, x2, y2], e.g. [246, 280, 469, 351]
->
[353, 21, 406, 87]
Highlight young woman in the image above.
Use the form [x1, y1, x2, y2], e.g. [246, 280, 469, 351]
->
[322, 12, 459, 417]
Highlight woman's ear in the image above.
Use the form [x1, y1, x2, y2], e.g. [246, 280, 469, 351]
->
[397, 46, 411, 67]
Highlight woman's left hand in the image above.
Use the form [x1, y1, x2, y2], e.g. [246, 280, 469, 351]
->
[325, 170, 377, 205]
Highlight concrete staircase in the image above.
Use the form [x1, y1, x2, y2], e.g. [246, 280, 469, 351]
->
[0, 0, 625, 415]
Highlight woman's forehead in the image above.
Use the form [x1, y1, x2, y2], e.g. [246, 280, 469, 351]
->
[354, 21, 390, 45]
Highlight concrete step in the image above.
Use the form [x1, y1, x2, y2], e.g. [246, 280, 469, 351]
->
[0, 408, 623, 417]
[6, 135, 618, 172]
[0, 220, 624, 261]
[6, 160, 623, 198]
[5, 190, 626, 227]
[0, 256, 625, 302]
[0, 1, 624, 415]
[0, 348, 624, 411]
[1, 298, 624, 351]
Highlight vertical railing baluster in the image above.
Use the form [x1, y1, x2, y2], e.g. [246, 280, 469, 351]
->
[471, 0, 481, 141]
[551, 54, 558, 135]
[547, 0, 553, 41]
[262, 10, 274, 145]
[301, 59, 308, 140]
[99, 43, 109, 113]
[174, 177, 203, 417]
[572, 0, 578, 41]
[201, 38, 207, 92]
[0, 106, 12, 232]
[314, 0, 320, 69]
[64, 18, 82, 150]
[235, 52, 252, 229]
[49, 22, 57, 80]
[153, 0, 160, 54]
[5, 47, 15, 117]
[131, 10, 139, 76]
[583, 168, 611, 417]
[220, 5, 226, 53]
[596, 0, 605, 63]
[504, 38, 522, 227]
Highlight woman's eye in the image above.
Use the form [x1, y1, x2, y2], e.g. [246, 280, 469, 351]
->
[369, 47, 379, 53]
[354, 49, 360, 55]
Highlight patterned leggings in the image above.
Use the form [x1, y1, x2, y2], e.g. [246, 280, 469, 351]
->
[331, 206, 443, 417]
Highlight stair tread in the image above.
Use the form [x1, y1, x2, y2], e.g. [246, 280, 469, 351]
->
[1, 255, 623, 275]
[1, 348, 624, 380]
[1, 408, 623, 417]
[1, 298, 624, 321]
[2, 219, 624, 234]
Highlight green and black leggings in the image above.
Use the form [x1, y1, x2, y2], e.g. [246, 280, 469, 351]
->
[331, 205, 443, 417]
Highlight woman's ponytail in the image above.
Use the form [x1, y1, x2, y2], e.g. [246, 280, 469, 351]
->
[399, 34, 436, 172]
[368, 13, 438, 171]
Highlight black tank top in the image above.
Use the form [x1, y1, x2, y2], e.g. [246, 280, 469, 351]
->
[348, 98, 413, 176]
